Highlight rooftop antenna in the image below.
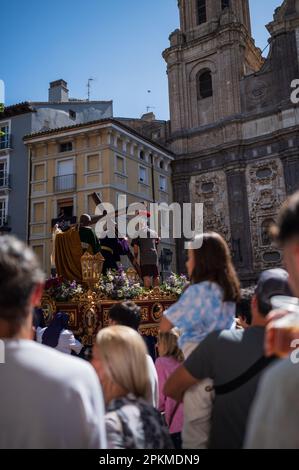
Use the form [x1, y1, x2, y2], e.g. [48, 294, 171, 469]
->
[146, 106, 155, 113]
[87, 78, 94, 101]
[146, 90, 155, 114]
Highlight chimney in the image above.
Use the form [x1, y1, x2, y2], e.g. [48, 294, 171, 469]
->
[48, 79, 69, 102]
[141, 112, 156, 122]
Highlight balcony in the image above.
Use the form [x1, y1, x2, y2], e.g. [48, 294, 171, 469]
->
[0, 216, 11, 232]
[53, 174, 76, 193]
[0, 172, 10, 189]
[51, 216, 77, 229]
[0, 134, 12, 150]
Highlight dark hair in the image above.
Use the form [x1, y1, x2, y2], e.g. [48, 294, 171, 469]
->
[0, 236, 45, 331]
[271, 191, 299, 245]
[33, 307, 46, 329]
[42, 312, 69, 348]
[109, 301, 141, 331]
[190, 232, 240, 302]
[256, 297, 271, 317]
[236, 287, 255, 325]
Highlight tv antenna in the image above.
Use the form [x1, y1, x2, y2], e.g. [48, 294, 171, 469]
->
[146, 106, 156, 113]
[146, 90, 155, 114]
[87, 78, 95, 101]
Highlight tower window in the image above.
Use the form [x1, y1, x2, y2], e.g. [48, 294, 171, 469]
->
[198, 71, 213, 99]
[221, 0, 230, 9]
[197, 0, 207, 25]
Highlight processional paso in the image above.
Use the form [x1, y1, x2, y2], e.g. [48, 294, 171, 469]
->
[52, 192, 160, 285]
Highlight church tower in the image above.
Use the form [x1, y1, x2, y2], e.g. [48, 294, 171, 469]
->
[163, 0, 264, 277]
[163, 0, 263, 139]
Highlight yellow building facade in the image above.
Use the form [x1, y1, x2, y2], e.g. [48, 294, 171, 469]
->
[24, 119, 175, 277]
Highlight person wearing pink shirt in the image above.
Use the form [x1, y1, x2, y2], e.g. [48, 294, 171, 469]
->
[155, 329, 184, 449]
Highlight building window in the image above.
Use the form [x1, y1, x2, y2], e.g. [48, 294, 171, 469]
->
[0, 198, 7, 226]
[116, 155, 125, 174]
[256, 168, 273, 180]
[55, 159, 75, 192]
[59, 142, 73, 153]
[0, 124, 10, 150]
[33, 164, 45, 181]
[0, 159, 8, 188]
[159, 175, 167, 192]
[139, 166, 147, 184]
[87, 154, 100, 173]
[221, 0, 229, 9]
[57, 199, 74, 218]
[197, 0, 207, 25]
[139, 150, 145, 160]
[159, 160, 165, 170]
[33, 202, 45, 223]
[69, 109, 76, 120]
[197, 70, 213, 99]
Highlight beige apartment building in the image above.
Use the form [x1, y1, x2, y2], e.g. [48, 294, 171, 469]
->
[24, 118, 175, 277]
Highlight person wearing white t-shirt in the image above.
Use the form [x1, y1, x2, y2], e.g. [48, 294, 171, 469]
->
[0, 236, 106, 450]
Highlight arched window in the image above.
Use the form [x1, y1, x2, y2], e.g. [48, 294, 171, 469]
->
[221, 0, 230, 10]
[197, 70, 213, 99]
[159, 160, 164, 170]
[261, 219, 275, 246]
[197, 0, 207, 25]
[139, 150, 145, 160]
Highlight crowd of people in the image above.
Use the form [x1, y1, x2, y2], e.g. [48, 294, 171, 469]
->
[1, 190, 299, 449]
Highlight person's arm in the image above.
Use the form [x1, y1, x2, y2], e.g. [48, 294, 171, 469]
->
[105, 413, 125, 450]
[64, 331, 83, 355]
[264, 310, 290, 357]
[133, 244, 139, 260]
[131, 238, 139, 260]
[165, 334, 216, 401]
[155, 359, 167, 412]
[162, 284, 198, 331]
[164, 365, 198, 402]
[159, 316, 174, 333]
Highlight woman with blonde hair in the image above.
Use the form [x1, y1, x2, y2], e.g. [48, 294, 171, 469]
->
[92, 325, 172, 449]
[156, 329, 184, 449]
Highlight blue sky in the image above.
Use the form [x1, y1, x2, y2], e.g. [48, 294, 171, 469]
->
[2, 0, 282, 120]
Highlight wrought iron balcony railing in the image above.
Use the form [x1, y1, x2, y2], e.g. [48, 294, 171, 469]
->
[51, 216, 77, 229]
[53, 174, 76, 193]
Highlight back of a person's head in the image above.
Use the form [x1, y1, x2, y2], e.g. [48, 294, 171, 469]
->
[79, 214, 91, 227]
[0, 236, 44, 330]
[158, 328, 184, 362]
[255, 268, 292, 317]
[272, 191, 299, 245]
[236, 287, 255, 325]
[109, 301, 141, 331]
[95, 325, 149, 399]
[190, 232, 240, 302]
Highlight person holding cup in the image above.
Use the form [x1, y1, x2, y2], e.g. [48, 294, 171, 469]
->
[245, 191, 299, 449]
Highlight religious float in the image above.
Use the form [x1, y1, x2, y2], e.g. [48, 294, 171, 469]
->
[41, 252, 187, 347]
